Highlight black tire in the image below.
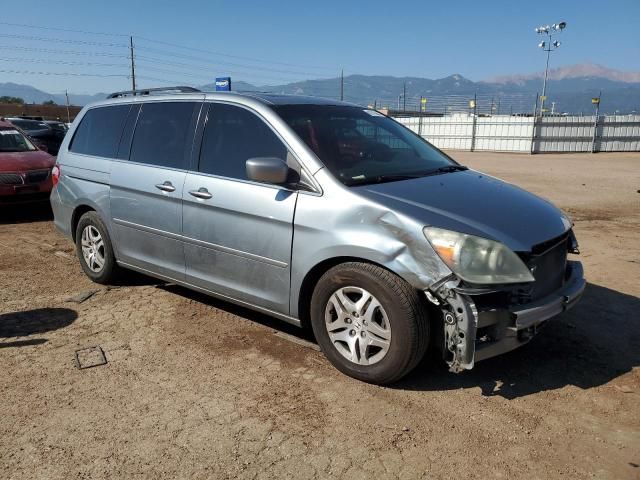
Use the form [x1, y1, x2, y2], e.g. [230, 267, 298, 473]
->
[310, 262, 429, 384]
[75, 211, 119, 284]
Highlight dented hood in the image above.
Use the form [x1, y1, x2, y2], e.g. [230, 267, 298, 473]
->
[353, 169, 570, 252]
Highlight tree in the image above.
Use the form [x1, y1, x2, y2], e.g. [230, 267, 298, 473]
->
[0, 96, 25, 104]
[43, 99, 57, 105]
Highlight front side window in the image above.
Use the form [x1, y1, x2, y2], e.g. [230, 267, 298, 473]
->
[199, 103, 288, 180]
[129, 101, 198, 169]
[274, 105, 457, 186]
[69, 104, 131, 158]
[0, 127, 37, 152]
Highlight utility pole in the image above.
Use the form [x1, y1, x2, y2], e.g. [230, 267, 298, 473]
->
[129, 36, 137, 93]
[403, 82, 407, 112]
[340, 69, 344, 101]
[65, 90, 70, 123]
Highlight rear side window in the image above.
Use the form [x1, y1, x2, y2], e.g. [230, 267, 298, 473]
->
[70, 105, 131, 158]
[199, 103, 287, 180]
[129, 101, 198, 169]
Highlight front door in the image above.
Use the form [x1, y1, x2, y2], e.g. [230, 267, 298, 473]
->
[110, 100, 201, 280]
[182, 102, 298, 313]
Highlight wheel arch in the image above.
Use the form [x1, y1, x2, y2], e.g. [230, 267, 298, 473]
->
[297, 256, 403, 331]
[70, 204, 96, 242]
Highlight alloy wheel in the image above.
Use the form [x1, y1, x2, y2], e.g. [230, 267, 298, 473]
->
[80, 225, 105, 273]
[324, 286, 391, 365]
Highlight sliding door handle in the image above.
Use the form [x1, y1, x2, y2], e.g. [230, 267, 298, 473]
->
[189, 187, 212, 200]
[155, 181, 176, 192]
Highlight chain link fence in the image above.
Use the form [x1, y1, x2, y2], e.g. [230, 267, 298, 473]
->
[371, 93, 538, 116]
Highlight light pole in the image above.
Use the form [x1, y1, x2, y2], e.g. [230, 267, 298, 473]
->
[535, 21, 566, 116]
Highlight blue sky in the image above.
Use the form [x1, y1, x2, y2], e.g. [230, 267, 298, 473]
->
[1, 0, 638, 94]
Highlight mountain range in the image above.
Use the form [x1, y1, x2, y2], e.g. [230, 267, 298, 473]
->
[1, 63, 638, 114]
[0, 82, 108, 107]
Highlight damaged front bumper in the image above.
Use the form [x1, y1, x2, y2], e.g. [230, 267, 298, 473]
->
[428, 260, 586, 372]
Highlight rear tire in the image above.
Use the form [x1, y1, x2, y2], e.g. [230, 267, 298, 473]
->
[310, 262, 429, 384]
[75, 211, 119, 284]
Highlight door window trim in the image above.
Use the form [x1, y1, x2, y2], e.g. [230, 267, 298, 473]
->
[193, 100, 322, 194]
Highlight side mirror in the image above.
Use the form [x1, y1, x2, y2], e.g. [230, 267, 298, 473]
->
[246, 157, 290, 184]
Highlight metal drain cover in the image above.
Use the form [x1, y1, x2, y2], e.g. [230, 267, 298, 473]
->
[74, 346, 107, 369]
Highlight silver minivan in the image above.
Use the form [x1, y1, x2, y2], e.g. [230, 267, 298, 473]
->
[51, 87, 585, 384]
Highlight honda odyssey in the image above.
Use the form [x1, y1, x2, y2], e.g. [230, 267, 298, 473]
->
[50, 87, 585, 384]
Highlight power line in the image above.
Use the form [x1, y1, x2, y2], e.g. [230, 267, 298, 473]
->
[135, 75, 199, 86]
[0, 20, 335, 73]
[0, 32, 128, 48]
[0, 69, 128, 78]
[0, 57, 338, 88]
[0, 22, 348, 96]
[0, 31, 335, 82]
[135, 57, 330, 84]
[0, 21, 130, 37]
[0, 45, 128, 58]
[135, 65, 213, 82]
[0, 57, 129, 68]
[134, 36, 334, 72]
[134, 45, 335, 78]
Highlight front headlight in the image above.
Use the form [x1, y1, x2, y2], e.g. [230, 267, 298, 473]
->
[423, 227, 535, 284]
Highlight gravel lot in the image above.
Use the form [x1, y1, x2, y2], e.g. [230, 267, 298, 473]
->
[1, 152, 639, 480]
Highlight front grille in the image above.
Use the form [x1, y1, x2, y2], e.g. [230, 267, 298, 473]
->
[25, 170, 50, 184]
[0, 173, 23, 185]
[521, 234, 569, 301]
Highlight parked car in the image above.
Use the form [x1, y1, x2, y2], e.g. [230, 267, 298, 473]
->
[44, 119, 69, 135]
[0, 119, 55, 204]
[4, 117, 65, 155]
[50, 87, 585, 384]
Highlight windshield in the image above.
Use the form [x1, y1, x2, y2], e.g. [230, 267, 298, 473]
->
[0, 128, 37, 152]
[274, 105, 459, 186]
[8, 119, 48, 131]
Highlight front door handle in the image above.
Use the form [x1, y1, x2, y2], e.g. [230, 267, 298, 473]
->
[189, 187, 212, 200]
[155, 181, 176, 192]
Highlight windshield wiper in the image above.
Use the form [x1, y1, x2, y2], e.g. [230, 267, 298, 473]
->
[433, 165, 468, 173]
[346, 165, 468, 186]
[347, 173, 430, 186]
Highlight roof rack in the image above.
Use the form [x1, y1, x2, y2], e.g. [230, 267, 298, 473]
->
[107, 86, 201, 99]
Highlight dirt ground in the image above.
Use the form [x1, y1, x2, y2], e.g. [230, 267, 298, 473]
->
[1, 152, 639, 480]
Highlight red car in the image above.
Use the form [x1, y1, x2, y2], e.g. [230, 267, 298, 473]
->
[0, 119, 56, 204]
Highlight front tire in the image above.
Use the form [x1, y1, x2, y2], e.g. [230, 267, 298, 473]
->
[75, 211, 119, 284]
[310, 262, 429, 384]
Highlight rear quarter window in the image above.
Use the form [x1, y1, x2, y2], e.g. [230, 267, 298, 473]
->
[69, 104, 131, 158]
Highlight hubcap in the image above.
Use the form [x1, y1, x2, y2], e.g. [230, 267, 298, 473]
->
[81, 225, 105, 273]
[324, 286, 391, 365]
